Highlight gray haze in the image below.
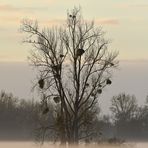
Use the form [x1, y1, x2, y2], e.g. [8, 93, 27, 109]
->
[0, 60, 148, 114]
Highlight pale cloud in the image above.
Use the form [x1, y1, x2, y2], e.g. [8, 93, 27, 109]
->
[116, 3, 148, 9]
[0, 53, 22, 62]
[0, 4, 47, 13]
[95, 18, 119, 25]
[0, 4, 19, 11]
[0, 15, 28, 27]
[0, 16, 20, 23]
[1, 18, 118, 33]
[0, 17, 64, 28]
[0, 56, 26, 62]
[115, 4, 129, 9]
[44, 19, 65, 27]
[120, 59, 148, 63]
[41, 18, 119, 27]
[130, 4, 148, 8]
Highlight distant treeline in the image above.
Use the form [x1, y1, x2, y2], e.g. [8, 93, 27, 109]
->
[0, 91, 41, 140]
[0, 91, 148, 141]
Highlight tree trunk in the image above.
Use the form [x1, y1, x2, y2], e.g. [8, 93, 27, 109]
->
[73, 100, 79, 144]
[60, 101, 67, 145]
[74, 117, 79, 144]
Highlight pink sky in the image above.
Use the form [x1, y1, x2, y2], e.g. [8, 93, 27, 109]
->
[0, 0, 148, 61]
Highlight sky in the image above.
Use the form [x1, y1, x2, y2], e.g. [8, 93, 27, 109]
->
[0, 0, 148, 61]
[0, 0, 148, 113]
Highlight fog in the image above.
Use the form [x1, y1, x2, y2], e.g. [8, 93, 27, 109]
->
[0, 60, 148, 113]
[0, 142, 147, 148]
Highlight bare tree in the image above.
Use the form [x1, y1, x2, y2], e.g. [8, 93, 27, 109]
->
[21, 7, 118, 144]
[110, 93, 138, 138]
[110, 93, 138, 122]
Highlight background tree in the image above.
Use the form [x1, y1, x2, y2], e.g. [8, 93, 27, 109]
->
[110, 93, 138, 122]
[0, 90, 18, 133]
[21, 7, 118, 144]
[133, 96, 148, 139]
[0, 91, 35, 140]
[110, 93, 138, 139]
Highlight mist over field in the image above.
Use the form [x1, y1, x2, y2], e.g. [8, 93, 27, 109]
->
[0, 142, 147, 148]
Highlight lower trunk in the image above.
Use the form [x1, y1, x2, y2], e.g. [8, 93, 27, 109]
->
[72, 113, 79, 144]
